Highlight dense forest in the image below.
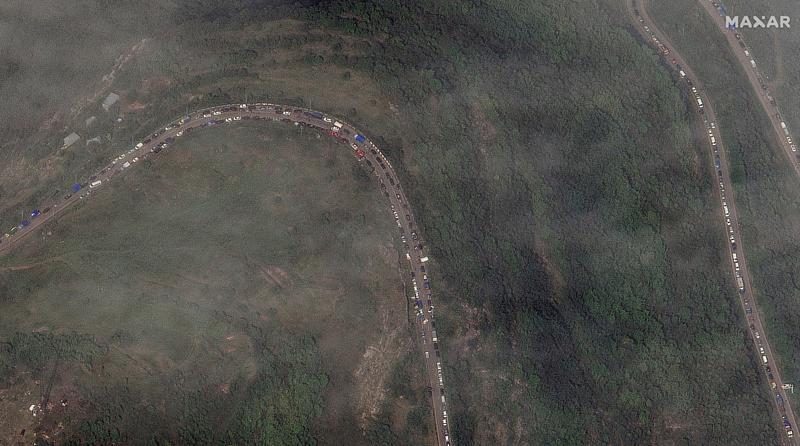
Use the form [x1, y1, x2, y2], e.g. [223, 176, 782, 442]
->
[295, 0, 780, 444]
[0, 0, 786, 444]
[650, 0, 800, 431]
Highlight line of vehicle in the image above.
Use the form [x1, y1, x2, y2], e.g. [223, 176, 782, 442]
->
[629, 1, 797, 444]
[696, 0, 800, 176]
[0, 103, 453, 446]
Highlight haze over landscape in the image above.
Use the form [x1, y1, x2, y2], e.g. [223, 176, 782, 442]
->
[1, 0, 800, 445]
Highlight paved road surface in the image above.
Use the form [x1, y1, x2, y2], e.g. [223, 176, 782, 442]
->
[629, 1, 798, 444]
[0, 104, 453, 446]
[695, 0, 800, 176]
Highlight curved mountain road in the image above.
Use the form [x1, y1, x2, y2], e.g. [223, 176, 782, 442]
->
[0, 104, 453, 446]
[629, 1, 798, 444]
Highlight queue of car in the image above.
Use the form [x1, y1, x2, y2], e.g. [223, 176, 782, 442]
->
[635, 6, 795, 439]
[0, 101, 454, 445]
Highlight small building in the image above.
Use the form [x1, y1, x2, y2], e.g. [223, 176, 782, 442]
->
[85, 116, 97, 127]
[102, 92, 120, 111]
[63, 132, 80, 148]
[86, 136, 102, 145]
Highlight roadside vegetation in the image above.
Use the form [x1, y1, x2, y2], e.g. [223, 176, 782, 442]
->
[650, 0, 800, 433]
[720, 0, 800, 139]
[0, 0, 790, 444]
[0, 124, 429, 445]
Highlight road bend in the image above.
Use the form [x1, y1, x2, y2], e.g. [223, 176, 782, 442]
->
[0, 104, 453, 446]
[628, 1, 798, 444]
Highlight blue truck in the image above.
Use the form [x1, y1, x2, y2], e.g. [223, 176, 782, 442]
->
[714, 157, 721, 169]
[30, 210, 40, 218]
[355, 134, 366, 143]
[306, 111, 324, 119]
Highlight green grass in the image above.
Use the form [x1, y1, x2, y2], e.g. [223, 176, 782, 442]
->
[0, 123, 429, 445]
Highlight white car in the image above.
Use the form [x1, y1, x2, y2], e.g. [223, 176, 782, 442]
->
[136, 143, 144, 148]
[283, 111, 291, 116]
[176, 131, 183, 137]
[212, 111, 222, 116]
[240, 104, 247, 109]
[225, 117, 233, 122]
[323, 117, 332, 123]
[233, 116, 242, 121]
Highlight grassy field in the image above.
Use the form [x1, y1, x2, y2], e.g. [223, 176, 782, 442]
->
[0, 0, 793, 444]
[0, 123, 431, 445]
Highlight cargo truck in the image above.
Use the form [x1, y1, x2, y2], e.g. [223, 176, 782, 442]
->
[737, 277, 745, 292]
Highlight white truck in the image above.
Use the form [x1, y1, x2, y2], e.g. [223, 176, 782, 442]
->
[90, 180, 102, 188]
[420, 256, 429, 262]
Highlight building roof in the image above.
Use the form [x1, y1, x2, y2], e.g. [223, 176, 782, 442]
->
[102, 92, 120, 111]
[63, 132, 80, 147]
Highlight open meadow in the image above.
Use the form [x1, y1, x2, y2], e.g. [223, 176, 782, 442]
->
[0, 123, 431, 445]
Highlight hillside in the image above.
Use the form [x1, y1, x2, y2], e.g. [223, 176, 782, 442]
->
[0, 0, 785, 444]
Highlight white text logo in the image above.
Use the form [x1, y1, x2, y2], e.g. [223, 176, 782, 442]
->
[725, 16, 790, 29]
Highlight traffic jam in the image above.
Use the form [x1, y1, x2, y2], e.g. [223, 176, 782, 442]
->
[634, 6, 795, 440]
[715, 1, 798, 156]
[0, 103, 453, 445]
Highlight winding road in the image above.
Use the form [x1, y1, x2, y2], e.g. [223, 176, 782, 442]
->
[629, 1, 798, 444]
[0, 104, 453, 446]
